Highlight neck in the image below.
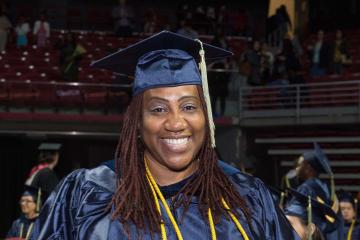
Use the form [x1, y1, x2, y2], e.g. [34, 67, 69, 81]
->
[47, 162, 56, 170]
[145, 154, 198, 186]
[25, 212, 38, 219]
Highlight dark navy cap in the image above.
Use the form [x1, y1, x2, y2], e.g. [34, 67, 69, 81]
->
[302, 142, 332, 174]
[91, 31, 233, 95]
[285, 188, 339, 233]
[22, 185, 40, 203]
[38, 143, 62, 151]
[338, 190, 355, 205]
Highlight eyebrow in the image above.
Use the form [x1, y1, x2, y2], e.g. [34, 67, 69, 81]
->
[147, 95, 200, 102]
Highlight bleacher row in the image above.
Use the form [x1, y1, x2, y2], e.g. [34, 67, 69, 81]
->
[254, 129, 360, 192]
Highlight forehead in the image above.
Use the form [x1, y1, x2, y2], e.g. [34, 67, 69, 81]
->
[143, 85, 200, 100]
[21, 195, 34, 200]
[340, 201, 353, 208]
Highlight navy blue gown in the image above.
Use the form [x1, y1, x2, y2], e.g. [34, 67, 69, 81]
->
[34, 161, 300, 239]
[343, 220, 360, 240]
[7, 215, 37, 239]
[291, 178, 344, 240]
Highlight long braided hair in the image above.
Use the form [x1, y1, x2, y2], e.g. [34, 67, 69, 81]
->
[111, 85, 251, 237]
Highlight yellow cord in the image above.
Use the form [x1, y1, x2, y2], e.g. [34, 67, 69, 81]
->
[221, 198, 250, 240]
[208, 207, 217, 239]
[347, 219, 355, 240]
[146, 175, 167, 240]
[145, 161, 184, 240]
[145, 158, 250, 240]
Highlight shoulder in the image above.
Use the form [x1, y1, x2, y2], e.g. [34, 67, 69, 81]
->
[58, 163, 117, 194]
[218, 160, 271, 199]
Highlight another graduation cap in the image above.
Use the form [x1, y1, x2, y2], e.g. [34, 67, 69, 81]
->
[38, 143, 62, 151]
[22, 185, 42, 212]
[285, 188, 340, 238]
[91, 31, 233, 147]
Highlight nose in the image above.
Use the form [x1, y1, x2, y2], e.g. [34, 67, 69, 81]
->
[164, 111, 187, 133]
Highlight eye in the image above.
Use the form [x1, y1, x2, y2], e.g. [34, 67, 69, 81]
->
[183, 104, 197, 111]
[150, 106, 167, 113]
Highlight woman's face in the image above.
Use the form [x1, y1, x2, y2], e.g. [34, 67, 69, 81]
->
[141, 85, 206, 180]
[20, 196, 36, 215]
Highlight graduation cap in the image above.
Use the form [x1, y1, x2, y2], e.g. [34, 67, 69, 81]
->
[285, 188, 340, 238]
[22, 185, 42, 212]
[38, 143, 62, 151]
[91, 31, 233, 147]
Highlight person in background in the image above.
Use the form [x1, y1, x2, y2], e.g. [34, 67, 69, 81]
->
[57, 32, 86, 82]
[0, 8, 12, 52]
[308, 30, 331, 76]
[331, 29, 350, 75]
[25, 143, 61, 200]
[338, 190, 360, 239]
[35, 31, 300, 240]
[6, 186, 41, 240]
[15, 15, 30, 48]
[111, 0, 134, 37]
[33, 12, 50, 48]
[208, 29, 230, 116]
[292, 142, 343, 239]
[243, 40, 262, 86]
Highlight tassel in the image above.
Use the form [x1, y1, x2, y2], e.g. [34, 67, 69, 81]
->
[195, 39, 216, 148]
[307, 196, 313, 240]
[330, 175, 335, 202]
[37, 187, 42, 212]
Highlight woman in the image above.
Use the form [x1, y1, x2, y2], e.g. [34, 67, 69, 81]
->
[35, 31, 298, 239]
[33, 12, 50, 48]
[7, 186, 40, 240]
[15, 15, 30, 48]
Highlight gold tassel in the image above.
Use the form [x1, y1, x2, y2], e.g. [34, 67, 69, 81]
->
[36, 187, 42, 212]
[195, 39, 216, 148]
[307, 196, 313, 240]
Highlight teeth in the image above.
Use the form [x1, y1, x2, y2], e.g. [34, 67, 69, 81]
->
[163, 138, 188, 145]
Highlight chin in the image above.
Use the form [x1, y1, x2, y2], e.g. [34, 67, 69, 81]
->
[164, 156, 195, 172]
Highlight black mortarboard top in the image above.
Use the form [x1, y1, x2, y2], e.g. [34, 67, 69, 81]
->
[90, 30, 233, 96]
[268, 185, 287, 208]
[38, 143, 62, 151]
[338, 190, 356, 206]
[302, 142, 332, 175]
[285, 188, 340, 233]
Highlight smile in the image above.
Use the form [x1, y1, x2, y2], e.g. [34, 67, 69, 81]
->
[162, 137, 189, 146]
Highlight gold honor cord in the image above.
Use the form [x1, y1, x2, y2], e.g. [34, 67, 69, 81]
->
[19, 222, 34, 240]
[144, 159, 250, 240]
[347, 219, 355, 240]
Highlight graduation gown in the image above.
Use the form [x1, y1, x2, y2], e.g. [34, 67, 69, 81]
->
[343, 220, 360, 240]
[7, 215, 37, 239]
[291, 178, 344, 239]
[35, 160, 300, 240]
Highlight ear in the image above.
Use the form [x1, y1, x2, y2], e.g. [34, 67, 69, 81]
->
[309, 223, 316, 236]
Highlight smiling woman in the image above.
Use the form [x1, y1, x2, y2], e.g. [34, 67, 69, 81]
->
[34, 31, 300, 240]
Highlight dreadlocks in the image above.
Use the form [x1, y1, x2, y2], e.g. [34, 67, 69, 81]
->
[111, 86, 251, 237]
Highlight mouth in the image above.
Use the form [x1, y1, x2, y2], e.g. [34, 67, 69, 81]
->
[162, 137, 190, 146]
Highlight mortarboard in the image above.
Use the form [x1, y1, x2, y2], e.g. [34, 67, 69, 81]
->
[38, 143, 62, 151]
[285, 188, 340, 238]
[91, 31, 233, 147]
[22, 185, 42, 212]
[302, 143, 331, 175]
